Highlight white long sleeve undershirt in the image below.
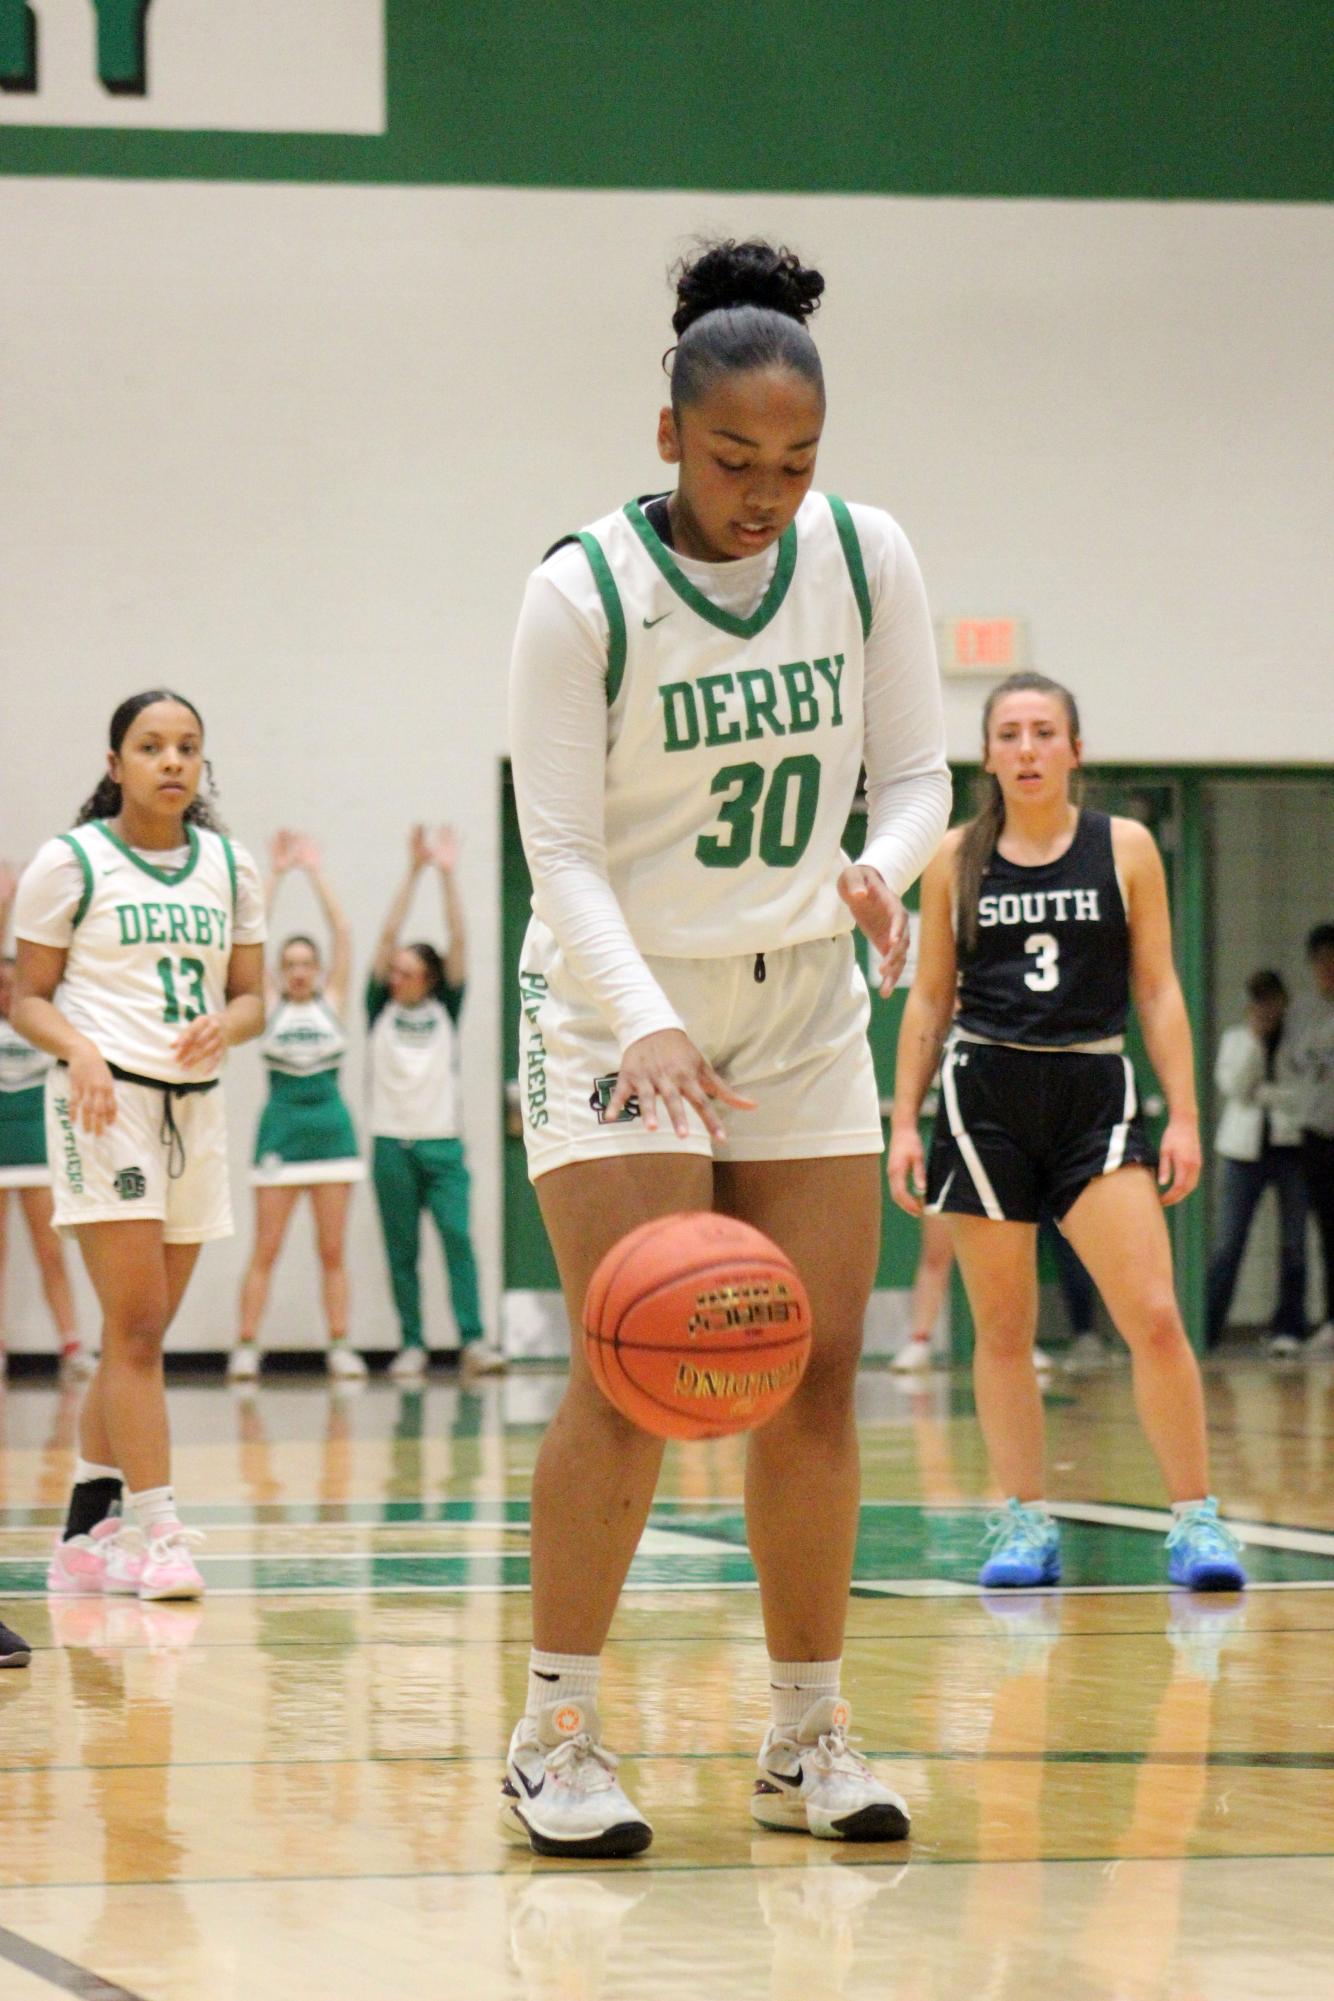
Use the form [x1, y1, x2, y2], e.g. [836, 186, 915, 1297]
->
[509, 502, 951, 1051]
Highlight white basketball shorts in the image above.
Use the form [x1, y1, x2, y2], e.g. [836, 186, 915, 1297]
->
[517, 922, 883, 1181]
[45, 1067, 233, 1243]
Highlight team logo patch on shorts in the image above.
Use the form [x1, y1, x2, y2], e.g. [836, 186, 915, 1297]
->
[113, 1166, 148, 1201]
[590, 1074, 640, 1124]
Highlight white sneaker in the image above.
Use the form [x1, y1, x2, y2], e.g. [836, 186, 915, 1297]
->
[227, 1342, 260, 1382]
[327, 1343, 368, 1381]
[890, 1335, 933, 1375]
[1033, 1346, 1053, 1374]
[751, 1696, 910, 1842]
[460, 1339, 507, 1382]
[388, 1346, 428, 1382]
[1304, 1323, 1334, 1356]
[1268, 1332, 1302, 1361]
[60, 1340, 99, 1381]
[499, 1698, 653, 1859]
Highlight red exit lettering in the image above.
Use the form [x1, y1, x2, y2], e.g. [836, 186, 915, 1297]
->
[956, 620, 1015, 667]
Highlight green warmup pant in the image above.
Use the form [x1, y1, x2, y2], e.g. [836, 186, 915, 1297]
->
[372, 1136, 484, 1349]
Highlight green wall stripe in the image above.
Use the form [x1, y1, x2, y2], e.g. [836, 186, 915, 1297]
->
[576, 532, 627, 705]
[0, 3, 1329, 200]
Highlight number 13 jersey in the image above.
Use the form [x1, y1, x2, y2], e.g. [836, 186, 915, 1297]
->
[14, 821, 266, 1084]
[955, 810, 1130, 1046]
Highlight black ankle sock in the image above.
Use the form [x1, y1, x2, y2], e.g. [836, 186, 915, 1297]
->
[63, 1477, 123, 1542]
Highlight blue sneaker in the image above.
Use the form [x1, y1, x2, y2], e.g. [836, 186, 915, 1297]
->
[1165, 1499, 1247, 1592]
[978, 1500, 1062, 1588]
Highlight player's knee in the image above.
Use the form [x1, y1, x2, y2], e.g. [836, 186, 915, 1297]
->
[786, 1334, 861, 1422]
[104, 1303, 168, 1362]
[1129, 1291, 1187, 1354]
[974, 1314, 1038, 1361]
[316, 1239, 344, 1275]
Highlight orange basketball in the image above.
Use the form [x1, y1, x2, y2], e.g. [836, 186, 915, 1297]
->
[582, 1212, 813, 1440]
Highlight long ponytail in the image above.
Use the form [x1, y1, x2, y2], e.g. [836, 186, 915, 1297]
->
[955, 672, 1083, 956]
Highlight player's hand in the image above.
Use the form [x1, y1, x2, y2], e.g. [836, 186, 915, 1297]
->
[67, 1045, 117, 1137]
[174, 1015, 226, 1070]
[609, 1029, 756, 1142]
[430, 825, 460, 874]
[838, 865, 910, 996]
[887, 1124, 928, 1216]
[1157, 1114, 1201, 1206]
[293, 835, 323, 873]
[409, 824, 433, 871]
[0, 859, 17, 907]
[269, 829, 299, 874]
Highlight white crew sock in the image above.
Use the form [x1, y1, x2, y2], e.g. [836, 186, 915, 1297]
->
[74, 1457, 120, 1487]
[126, 1485, 179, 1536]
[527, 1649, 601, 1723]
[769, 1657, 842, 1733]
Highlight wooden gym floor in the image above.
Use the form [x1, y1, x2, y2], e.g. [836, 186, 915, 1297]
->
[2, 1357, 1333, 1999]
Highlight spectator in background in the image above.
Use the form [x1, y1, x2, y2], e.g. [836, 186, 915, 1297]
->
[1206, 970, 1306, 1357]
[1291, 924, 1334, 1353]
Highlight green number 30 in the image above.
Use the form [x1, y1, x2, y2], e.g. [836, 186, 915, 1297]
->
[695, 755, 822, 870]
[157, 956, 208, 1024]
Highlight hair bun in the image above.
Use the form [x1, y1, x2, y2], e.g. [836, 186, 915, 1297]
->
[671, 239, 825, 338]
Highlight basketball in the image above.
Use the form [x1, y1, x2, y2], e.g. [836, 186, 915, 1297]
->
[582, 1211, 813, 1440]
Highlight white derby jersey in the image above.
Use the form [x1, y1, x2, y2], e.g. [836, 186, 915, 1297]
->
[573, 492, 871, 957]
[42, 821, 242, 1084]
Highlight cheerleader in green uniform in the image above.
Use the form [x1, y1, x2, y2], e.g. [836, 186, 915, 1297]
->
[369, 826, 502, 1383]
[230, 833, 366, 1382]
[0, 862, 83, 1374]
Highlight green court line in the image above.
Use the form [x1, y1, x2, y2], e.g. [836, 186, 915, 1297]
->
[2, 1749, 1331, 1778]
[2, 1851, 1333, 1896]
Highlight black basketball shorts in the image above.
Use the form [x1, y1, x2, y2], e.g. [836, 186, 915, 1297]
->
[924, 1037, 1155, 1224]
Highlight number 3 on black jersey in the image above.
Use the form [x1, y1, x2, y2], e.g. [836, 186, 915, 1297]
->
[1023, 933, 1060, 992]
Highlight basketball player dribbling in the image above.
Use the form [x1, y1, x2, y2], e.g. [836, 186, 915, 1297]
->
[889, 672, 1246, 1593]
[506, 239, 951, 1855]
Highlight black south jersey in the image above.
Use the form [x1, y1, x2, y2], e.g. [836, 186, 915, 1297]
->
[955, 810, 1130, 1046]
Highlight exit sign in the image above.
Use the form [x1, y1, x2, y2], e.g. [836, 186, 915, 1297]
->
[935, 618, 1031, 676]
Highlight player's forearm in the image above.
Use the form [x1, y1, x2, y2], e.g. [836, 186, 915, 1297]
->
[892, 988, 952, 1129]
[861, 767, 952, 900]
[10, 995, 98, 1067]
[1137, 980, 1198, 1121]
[220, 993, 265, 1050]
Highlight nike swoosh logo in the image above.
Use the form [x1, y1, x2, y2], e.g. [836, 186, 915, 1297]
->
[642, 611, 673, 628]
[763, 1762, 802, 1790]
[514, 1765, 545, 1800]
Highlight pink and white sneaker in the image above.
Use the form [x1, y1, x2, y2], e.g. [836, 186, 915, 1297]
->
[137, 1523, 206, 1602]
[103, 1525, 148, 1597]
[45, 1516, 122, 1596]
